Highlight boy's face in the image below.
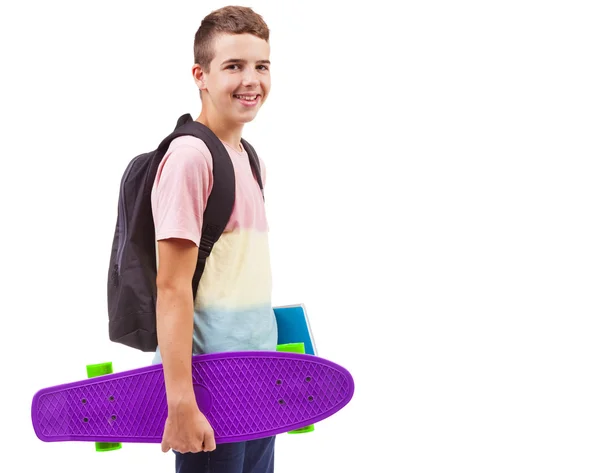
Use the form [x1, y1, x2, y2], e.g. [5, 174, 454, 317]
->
[195, 33, 271, 126]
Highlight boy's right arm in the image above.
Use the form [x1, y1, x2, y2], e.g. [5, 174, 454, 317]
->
[156, 237, 216, 453]
[156, 237, 197, 407]
[150, 141, 215, 452]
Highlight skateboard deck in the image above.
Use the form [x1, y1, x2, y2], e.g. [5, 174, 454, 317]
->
[31, 350, 354, 446]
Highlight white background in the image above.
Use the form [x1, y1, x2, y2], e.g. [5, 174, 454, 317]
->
[1, 0, 599, 472]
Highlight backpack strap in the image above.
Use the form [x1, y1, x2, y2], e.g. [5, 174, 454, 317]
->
[241, 138, 264, 199]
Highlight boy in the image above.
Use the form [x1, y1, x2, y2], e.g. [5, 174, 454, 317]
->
[150, 6, 277, 473]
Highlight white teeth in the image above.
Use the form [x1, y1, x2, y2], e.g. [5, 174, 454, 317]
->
[235, 95, 258, 100]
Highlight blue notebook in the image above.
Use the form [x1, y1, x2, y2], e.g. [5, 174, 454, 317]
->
[273, 304, 317, 356]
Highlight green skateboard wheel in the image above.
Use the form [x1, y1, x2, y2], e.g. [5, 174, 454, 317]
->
[86, 362, 114, 378]
[287, 425, 315, 434]
[276, 342, 306, 354]
[94, 442, 122, 452]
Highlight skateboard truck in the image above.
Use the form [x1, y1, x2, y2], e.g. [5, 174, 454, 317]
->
[85, 362, 123, 452]
[276, 342, 315, 434]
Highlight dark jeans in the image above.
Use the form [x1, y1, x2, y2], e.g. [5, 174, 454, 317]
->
[175, 436, 275, 473]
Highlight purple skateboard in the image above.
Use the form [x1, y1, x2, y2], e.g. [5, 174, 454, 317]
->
[31, 350, 354, 446]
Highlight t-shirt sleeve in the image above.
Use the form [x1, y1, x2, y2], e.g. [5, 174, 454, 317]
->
[151, 143, 213, 246]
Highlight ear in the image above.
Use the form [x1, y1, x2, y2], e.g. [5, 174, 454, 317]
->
[192, 64, 207, 91]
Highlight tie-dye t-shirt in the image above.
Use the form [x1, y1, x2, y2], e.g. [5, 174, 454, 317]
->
[149, 134, 277, 363]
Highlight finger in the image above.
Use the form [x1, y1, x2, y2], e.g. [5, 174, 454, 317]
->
[203, 434, 216, 452]
[192, 445, 203, 454]
[161, 440, 170, 453]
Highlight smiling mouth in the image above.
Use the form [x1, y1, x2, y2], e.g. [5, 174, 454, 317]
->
[233, 94, 261, 106]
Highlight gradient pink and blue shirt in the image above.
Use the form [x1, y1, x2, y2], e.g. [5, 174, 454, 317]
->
[150, 135, 277, 362]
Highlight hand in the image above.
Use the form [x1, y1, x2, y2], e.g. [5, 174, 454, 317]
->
[161, 398, 216, 454]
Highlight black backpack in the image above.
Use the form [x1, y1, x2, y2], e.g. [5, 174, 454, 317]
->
[107, 113, 263, 352]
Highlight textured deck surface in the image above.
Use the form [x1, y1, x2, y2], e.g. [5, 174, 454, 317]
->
[32, 351, 354, 444]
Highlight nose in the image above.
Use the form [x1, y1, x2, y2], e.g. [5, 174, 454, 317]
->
[241, 68, 260, 87]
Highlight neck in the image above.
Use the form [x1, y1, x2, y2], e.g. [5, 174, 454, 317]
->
[196, 109, 244, 152]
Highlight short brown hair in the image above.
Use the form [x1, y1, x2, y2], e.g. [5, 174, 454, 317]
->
[194, 6, 270, 73]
